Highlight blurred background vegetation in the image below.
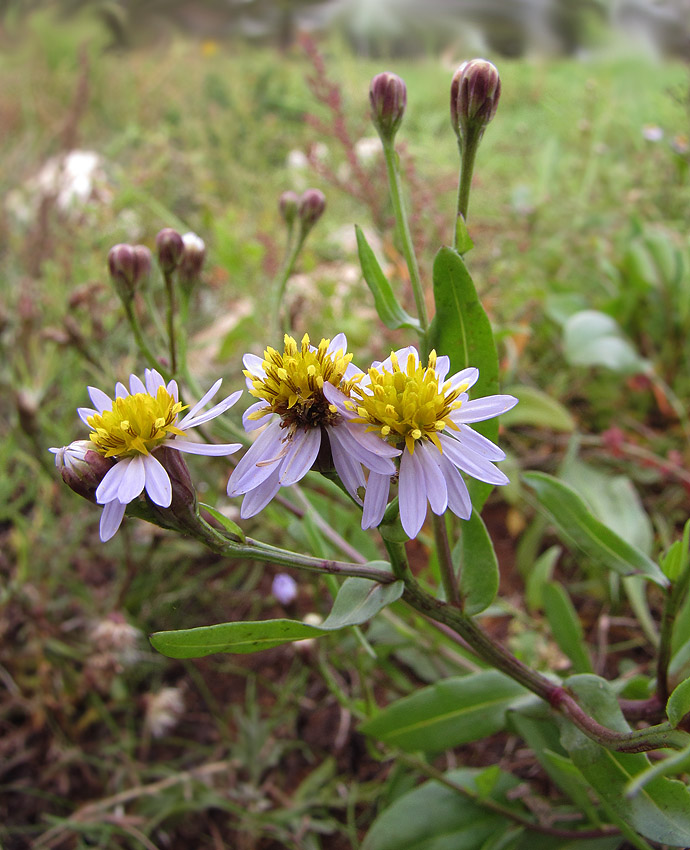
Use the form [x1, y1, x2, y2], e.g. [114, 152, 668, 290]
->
[1, 1, 690, 848]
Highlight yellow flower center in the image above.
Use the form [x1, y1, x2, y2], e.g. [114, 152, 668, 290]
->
[247, 333, 359, 430]
[352, 350, 467, 454]
[87, 387, 187, 458]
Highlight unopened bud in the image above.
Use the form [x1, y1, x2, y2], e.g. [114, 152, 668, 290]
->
[108, 243, 139, 300]
[132, 244, 152, 284]
[369, 72, 407, 142]
[178, 232, 206, 282]
[298, 189, 326, 233]
[450, 59, 501, 145]
[50, 440, 115, 502]
[145, 446, 198, 531]
[279, 191, 300, 229]
[155, 228, 184, 274]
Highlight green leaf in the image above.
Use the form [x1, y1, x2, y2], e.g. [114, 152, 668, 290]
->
[560, 674, 690, 847]
[562, 310, 649, 375]
[667, 678, 690, 729]
[360, 670, 527, 753]
[454, 215, 474, 255]
[457, 512, 500, 615]
[361, 767, 518, 850]
[525, 545, 561, 611]
[199, 502, 245, 542]
[523, 472, 668, 588]
[543, 582, 594, 674]
[625, 742, 690, 798]
[501, 385, 576, 432]
[150, 576, 403, 659]
[355, 225, 420, 331]
[428, 246, 500, 510]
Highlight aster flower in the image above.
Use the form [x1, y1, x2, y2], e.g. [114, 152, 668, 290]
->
[227, 333, 399, 517]
[325, 346, 517, 539]
[64, 368, 242, 542]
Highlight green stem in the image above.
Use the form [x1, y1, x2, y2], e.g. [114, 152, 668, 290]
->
[163, 270, 177, 375]
[432, 513, 461, 606]
[454, 132, 480, 232]
[123, 301, 170, 382]
[381, 139, 429, 345]
[272, 229, 306, 339]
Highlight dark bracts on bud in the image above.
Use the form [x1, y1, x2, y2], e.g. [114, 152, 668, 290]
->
[297, 189, 327, 233]
[155, 228, 184, 275]
[450, 59, 501, 145]
[54, 443, 116, 503]
[369, 72, 407, 143]
[143, 446, 200, 534]
[108, 243, 152, 301]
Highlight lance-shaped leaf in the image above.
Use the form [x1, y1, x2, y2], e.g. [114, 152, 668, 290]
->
[360, 670, 527, 753]
[355, 225, 420, 332]
[456, 511, 500, 615]
[560, 674, 690, 847]
[150, 575, 403, 659]
[524, 472, 668, 588]
[543, 581, 594, 674]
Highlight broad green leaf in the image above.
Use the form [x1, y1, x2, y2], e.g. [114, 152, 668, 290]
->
[515, 835, 622, 850]
[150, 576, 403, 659]
[562, 310, 649, 375]
[543, 582, 594, 674]
[355, 225, 420, 332]
[428, 246, 499, 510]
[523, 472, 668, 588]
[199, 502, 245, 542]
[457, 512, 499, 615]
[667, 678, 690, 729]
[360, 670, 527, 753]
[560, 674, 690, 847]
[501, 385, 576, 432]
[362, 767, 519, 850]
[525, 545, 561, 611]
[625, 742, 690, 798]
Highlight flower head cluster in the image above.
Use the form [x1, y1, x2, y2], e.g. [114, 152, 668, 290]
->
[227, 333, 398, 517]
[56, 368, 241, 541]
[326, 346, 517, 539]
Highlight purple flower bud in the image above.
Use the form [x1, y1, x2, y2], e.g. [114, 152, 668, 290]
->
[298, 189, 326, 233]
[279, 191, 300, 228]
[369, 72, 407, 142]
[146, 446, 198, 531]
[178, 232, 206, 283]
[450, 59, 501, 143]
[272, 573, 298, 605]
[108, 243, 138, 300]
[155, 228, 184, 274]
[132, 244, 152, 284]
[50, 440, 115, 503]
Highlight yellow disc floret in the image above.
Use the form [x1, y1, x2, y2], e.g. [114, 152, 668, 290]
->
[246, 334, 359, 429]
[87, 387, 187, 458]
[352, 350, 468, 454]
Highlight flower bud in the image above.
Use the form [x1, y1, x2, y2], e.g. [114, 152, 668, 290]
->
[155, 228, 184, 274]
[108, 243, 138, 300]
[178, 232, 206, 282]
[369, 72, 407, 142]
[279, 191, 300, 229]
[132, 244, 152, 284]
[450, 59, 501, 143]
[50, 440, 115, 503]
[145, 446, 198, 532]
[297, 188, 326, 233]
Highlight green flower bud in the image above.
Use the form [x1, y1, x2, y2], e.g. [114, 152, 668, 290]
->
[450, 59, 501, 143]
[369, 71, 407, 143]
[155, 228, 184, 274]
[279, 191, 300, 229]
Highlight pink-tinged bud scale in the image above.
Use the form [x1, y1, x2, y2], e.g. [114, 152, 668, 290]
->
[369, 72, 407, 142]
[450, 59, 501, 142]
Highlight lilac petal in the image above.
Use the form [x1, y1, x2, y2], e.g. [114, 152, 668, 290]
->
[362, 471, 391, 530]
[439, 434, 509, 485]
[115, 382, 129, 399]
[87, 386, 113, 413]
[435, 355, 451, 383]
[437, 454, 472, 520]
[243, 353, 266, 379]
[227, 421, 286, 495]
[452, 395, 518, 424]
[417, 442, 448, 515]
[178, 379, 222, 425]
[399, 449, 428, 539]
[345, 420, 400, 460]
[179, 390, 242, 429]
[242, 402, 272, 431]
[116, 454, 146, 503]
[334, 422, 399, 474]
[447, 367, 479, 393]
[327, 426, 365, 500]
[96, 459, 133, 504]
[322, 382, 354, 418]
[279, 428, 321, 486]
[166, 379, 179, 401]
[240, 467, 282, 518]
[78, 406, 97, 426]
[129, 373, 147, 395]
[145, 369, 165, 396]
[167, 439, 242, 456]
[100, 500, 126, 542]
[449, 425, 505, 461]
[143, 453, 172, 507]
[327, 332, 347, 356]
